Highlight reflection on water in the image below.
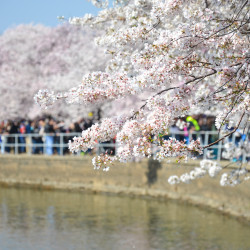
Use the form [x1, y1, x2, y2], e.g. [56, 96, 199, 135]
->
[0, 187, 250, 250]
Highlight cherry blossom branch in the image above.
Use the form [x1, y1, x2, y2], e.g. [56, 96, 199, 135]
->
[33, 0, 250, 182]
[203, 111, 246, 149]
[217, 82, 249, 134]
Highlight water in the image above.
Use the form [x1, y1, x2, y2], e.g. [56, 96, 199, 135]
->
[0, 188, 250, 250]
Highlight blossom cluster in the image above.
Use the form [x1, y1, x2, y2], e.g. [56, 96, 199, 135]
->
[168, 159, 221, 185]
[154, 138, 202, 162]
[92, 153, 116, 172]
[220, 168, 249, 187]
[168, 159, 250, 187]
[34, 90, 57, 109]
[69, 116, 126, 152]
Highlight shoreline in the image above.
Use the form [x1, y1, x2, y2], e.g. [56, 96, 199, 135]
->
[0, 155, 249, 222]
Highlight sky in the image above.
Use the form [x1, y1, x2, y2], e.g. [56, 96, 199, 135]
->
[0, 0, 99, 34]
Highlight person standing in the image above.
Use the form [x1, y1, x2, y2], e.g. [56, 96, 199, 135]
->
[44, 118, 55, 155]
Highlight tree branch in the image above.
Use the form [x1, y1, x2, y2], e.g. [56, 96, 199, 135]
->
[130, 68, 218, 119]
[203, 111, 246, 149]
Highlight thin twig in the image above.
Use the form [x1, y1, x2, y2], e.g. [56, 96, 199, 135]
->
[203, 111, 246, 149]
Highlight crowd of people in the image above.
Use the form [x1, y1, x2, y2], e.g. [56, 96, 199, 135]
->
[0, 116, 94, 155]
[0, 114, 245, 158]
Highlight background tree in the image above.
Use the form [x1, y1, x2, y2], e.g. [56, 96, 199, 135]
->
[0, 24, 107, 121]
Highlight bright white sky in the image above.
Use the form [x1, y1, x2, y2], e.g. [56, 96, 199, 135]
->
[0, 0, 99, 34]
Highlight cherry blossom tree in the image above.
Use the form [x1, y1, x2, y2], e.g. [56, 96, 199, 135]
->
[0, 24, 107, 121]
[35, 0, 249, 185]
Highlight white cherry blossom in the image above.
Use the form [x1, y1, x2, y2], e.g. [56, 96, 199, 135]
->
[35, 0, 249, 185]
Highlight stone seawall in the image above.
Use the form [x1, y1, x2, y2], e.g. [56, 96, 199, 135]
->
[0, 155, 249, 221]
